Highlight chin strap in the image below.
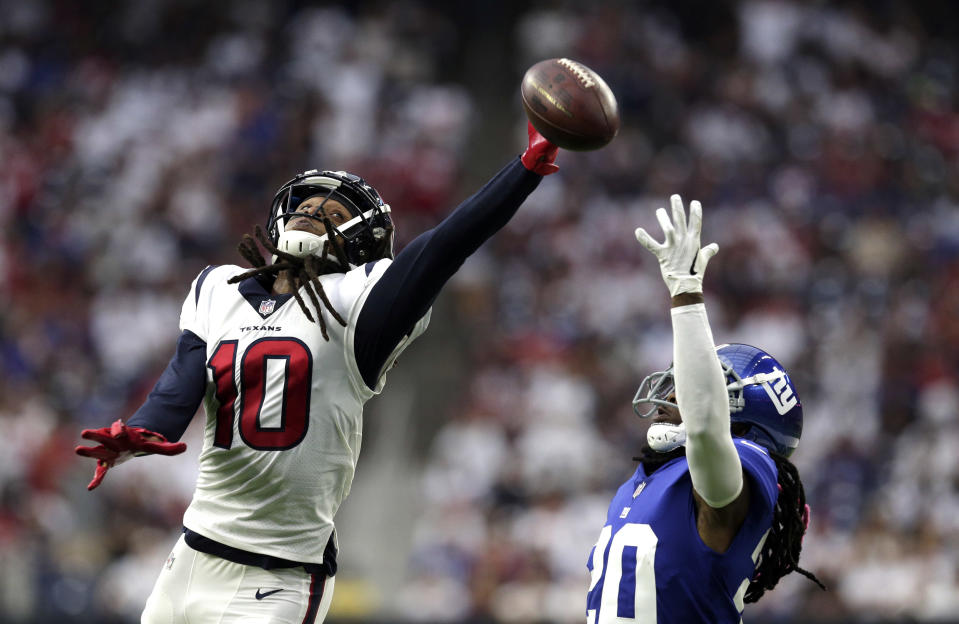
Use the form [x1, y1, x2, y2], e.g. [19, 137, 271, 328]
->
[277, 229, 327, 258]
[647, 422, 687, 453]
[272, 230, 353, 269]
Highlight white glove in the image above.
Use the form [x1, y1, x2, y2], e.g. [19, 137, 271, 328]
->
[634, 194, 719, 297]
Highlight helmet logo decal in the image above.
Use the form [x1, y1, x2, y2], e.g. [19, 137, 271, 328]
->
[761, 366, 798, 415]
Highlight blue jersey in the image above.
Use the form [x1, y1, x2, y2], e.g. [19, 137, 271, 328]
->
[586, 439, 778, 624]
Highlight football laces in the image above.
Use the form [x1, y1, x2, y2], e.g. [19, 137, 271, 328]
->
[558, 58, 596, 88]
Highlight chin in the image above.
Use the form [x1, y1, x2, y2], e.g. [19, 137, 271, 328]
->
[289, 225, 323, 236]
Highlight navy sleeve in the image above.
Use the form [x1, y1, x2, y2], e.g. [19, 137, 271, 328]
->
[354, 157, 542, 388]
[126, 329, 208, 442]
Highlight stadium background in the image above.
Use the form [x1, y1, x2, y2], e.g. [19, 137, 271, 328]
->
[1, 0, 958, 622]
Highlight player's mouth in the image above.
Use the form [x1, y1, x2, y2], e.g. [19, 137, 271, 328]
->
[653, 409, 680, 424]
[287, 217, 325, 235]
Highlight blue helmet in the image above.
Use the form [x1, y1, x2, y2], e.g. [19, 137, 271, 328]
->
[632, 343, 803, 457]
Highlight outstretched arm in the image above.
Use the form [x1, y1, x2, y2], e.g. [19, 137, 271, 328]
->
[636, 195, 749, 551]
[670, 298, 743, 508]
[353, 124, 558, 388]
[126, 329, 208, 440]
[75, 329, 205, 490]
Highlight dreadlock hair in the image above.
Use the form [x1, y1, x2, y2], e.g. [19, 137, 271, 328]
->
[227, 224, 347, 341]
[744, 451, 826, 603]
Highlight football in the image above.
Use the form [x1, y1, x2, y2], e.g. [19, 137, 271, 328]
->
[521, 58, 620, 151]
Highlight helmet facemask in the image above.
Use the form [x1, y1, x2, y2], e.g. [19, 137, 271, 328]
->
[632, 369, 685, 453]
[632, 369, 676, 419]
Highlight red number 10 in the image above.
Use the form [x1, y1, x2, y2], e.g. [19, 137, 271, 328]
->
[207, 338, 313, 451]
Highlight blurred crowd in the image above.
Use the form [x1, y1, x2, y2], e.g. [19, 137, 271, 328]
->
[1, 0, 957, 622]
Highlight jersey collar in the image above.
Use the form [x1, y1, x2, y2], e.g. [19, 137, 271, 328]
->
[237, 276, 294, 319]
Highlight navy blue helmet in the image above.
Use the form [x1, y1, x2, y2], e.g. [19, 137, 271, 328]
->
[633, 343, 803, 457]
[268, 169, 393, 267]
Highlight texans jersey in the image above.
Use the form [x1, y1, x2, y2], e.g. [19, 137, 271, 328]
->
[586, 439, 778, 624]
[178, 262, 429, 566]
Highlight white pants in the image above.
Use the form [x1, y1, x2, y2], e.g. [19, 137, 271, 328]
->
[141, 534, 334, 624]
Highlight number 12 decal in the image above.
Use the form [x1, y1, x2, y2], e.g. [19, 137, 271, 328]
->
[207, 337, 313, 450]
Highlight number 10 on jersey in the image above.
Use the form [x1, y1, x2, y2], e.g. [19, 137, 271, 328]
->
[207, 337, 313, 451]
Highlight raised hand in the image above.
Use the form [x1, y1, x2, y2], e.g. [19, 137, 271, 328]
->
[520, 122, 560, 175]
[634, 194, 719, 297]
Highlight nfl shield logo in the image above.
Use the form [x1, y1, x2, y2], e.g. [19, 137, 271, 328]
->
[258, 299, 276, 316]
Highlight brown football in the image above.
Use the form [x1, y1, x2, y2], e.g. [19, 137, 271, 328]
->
[521, 58, 620, 151]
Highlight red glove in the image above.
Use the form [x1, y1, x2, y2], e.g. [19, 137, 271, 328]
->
[521, 122, 559, 175]
[75, 419, 187, 490]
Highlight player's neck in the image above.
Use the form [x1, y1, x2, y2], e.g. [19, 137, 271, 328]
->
[272, 270, 295, 294]
[633, 445, 686, 474]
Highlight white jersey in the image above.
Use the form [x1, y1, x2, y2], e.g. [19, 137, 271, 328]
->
[178, 262, 429, 565]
